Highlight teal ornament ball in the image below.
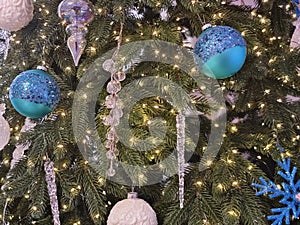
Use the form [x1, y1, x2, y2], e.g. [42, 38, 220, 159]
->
[9, 68, 60, 118]
[193, 25, 247, 79]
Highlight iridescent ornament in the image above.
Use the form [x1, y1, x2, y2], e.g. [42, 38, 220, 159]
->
[113, 71, 126, 82]
[107, 80, 122, 94]
[58, 0, 94, 66]
[103, 59, 116, 73]
[0, 104, 10, 151]
[9, 67, 60, 119]
[66, 24, 88, 66]
[105, 95, 118, 109]
[0, 0, 34, 31]
[58, 0, 94, 24]
[193, 24, 247, 79]
[107, 192, 158, 225]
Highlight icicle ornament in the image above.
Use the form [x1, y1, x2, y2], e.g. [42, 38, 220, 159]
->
[44, 158, 61, 225]
[10, 118, 36, 169]
[0, 103, 10, 151]
[58, 0, 94, 66]
[176, 112, 185, 208]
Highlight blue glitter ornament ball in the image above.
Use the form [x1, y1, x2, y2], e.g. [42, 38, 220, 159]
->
[193, 25, 247, 79]
[9, 68, 60, 118]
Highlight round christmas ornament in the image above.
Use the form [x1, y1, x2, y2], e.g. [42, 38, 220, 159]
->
[0, 0, 34, 32]
[9, 67, 60, 119]
[58, 0, 94, 24]
[107, 192, 158, 225]
[193, 24, 247, 79]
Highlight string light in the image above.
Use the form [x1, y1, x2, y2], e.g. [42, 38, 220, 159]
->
[196, 181, 203, 187]
[217, 183, 224, 190]
[230, 125, 238, 133]
[228, 210, 239, 217]
[232, 181, 239, 187]
[206, 160, 213, 166]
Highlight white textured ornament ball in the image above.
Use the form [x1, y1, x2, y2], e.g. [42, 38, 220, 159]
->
[0, 0, 34, 31]
[107, 192, 158, 225]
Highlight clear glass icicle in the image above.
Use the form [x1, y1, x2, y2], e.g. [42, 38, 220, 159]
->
[176, 112, 185, 208]
[44, 158, 61, 225]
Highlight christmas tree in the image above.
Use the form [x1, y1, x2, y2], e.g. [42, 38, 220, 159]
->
[1, 0, 300, 224]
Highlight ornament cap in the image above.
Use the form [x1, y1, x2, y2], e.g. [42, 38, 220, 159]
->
[127, 192, 138, 199]
[37, 66, 47, 71]
[202, 23, 212, 31]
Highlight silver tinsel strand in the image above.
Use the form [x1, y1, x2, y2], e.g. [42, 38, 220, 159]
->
[0, 29, 10, 63]
[44, 159, 61, 225]
[176, 113, 185, 208]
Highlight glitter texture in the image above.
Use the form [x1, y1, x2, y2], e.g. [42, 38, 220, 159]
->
[252, 157, 300, 225]
[44, 159, 61, 225]
[193, 26, 246, 63]
[9, 69, 60, 109]
[0, 29, 10, 63]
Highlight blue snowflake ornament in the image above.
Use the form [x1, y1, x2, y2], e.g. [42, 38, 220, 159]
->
[252, 158, 300, 225]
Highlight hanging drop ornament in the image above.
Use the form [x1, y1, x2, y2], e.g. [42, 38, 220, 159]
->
[176, 112, 185, 208]
[107, 192, 158, 225]
[0, 0, 34, 32]
[0, 103, 10, 151]
[58, 0, 95, 66]
[66, 24, 88, 66]
[0, 29, 10, 64]
[44, 157, 61, 225]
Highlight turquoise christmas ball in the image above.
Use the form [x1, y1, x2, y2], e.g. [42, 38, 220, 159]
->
[9, 69, 60, 118]
[193, 25, 247, 79]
